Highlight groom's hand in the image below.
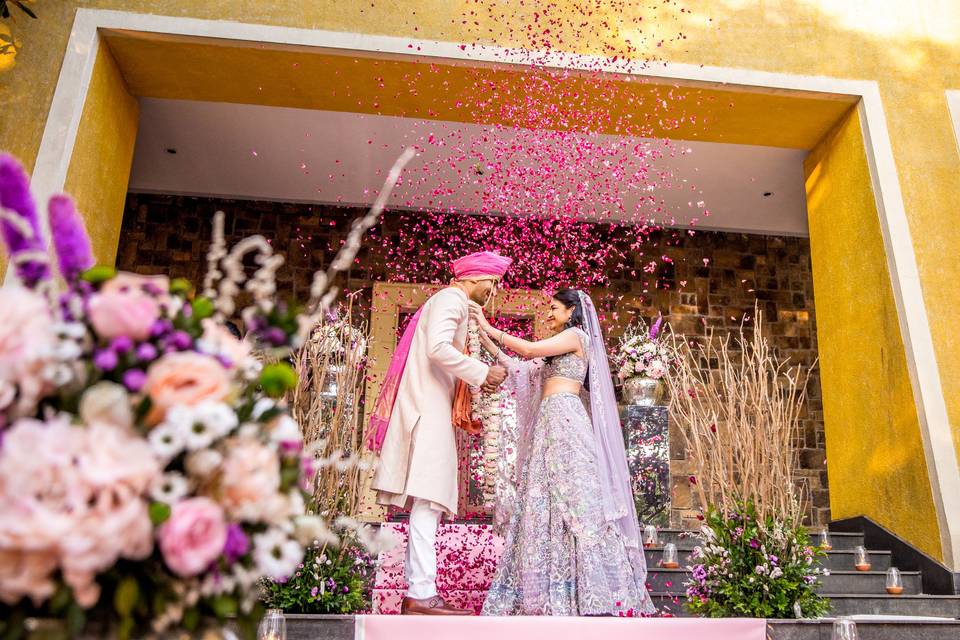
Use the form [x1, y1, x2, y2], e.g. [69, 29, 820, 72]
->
[482, 365, 507, 392]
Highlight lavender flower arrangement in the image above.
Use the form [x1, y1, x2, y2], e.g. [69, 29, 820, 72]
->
[614, 314, 676, 381]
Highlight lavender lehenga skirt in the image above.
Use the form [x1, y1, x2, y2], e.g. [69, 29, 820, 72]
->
[481, 391, 650, 616]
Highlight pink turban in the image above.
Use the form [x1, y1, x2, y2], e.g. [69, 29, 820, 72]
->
[451, 251, 512, 280]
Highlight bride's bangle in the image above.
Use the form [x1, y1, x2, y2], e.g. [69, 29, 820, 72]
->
[498, 329, 506, 344]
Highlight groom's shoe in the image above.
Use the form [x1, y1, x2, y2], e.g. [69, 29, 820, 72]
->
[400, 595, 473, 615]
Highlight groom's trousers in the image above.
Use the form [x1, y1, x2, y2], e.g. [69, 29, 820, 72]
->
[405, 497, 442, 599]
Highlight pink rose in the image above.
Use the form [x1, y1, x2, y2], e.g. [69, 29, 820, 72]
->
[157, 497, 227, 577]
[144, 353, 232, 424]
[89, 290, 159, 341]
[199, 318, 251, 368]
[102, 272, 171, 306]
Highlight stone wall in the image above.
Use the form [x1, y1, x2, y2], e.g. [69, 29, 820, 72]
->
[118, 193, 829, 525]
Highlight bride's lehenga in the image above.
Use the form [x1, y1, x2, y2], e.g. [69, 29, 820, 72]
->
[482, 327, 655, 616]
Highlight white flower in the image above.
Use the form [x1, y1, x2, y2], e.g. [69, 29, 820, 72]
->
[647, 359, 667, 379]
[148, 422, 186, 460]
[193, 401, 238, 438]
[150, 472, 190, 504]
[253, 529, 304, 580]
[293, 514, 338, 546]
[269, 415, 301, 443]
[251, 397, 276, 420]
[184, 448, 223, 478]
[642, 342, 658, 353]
[770, 567, 784, 579]
[80, 381, 134, 431]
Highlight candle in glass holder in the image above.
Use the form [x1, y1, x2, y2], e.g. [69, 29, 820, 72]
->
[257, 608, 286, 640]
[831, 617, 859, 640]
[885, 567, 904, 595]
[818, 528, 833, 551]
[643, 525, 659, 549]
[854, 545, 871, 572]
[661, 543, 680, 569]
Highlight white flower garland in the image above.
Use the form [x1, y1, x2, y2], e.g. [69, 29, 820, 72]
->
[467, 318, 508, 506]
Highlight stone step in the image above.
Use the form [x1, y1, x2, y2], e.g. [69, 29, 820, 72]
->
[646, 568, 922, 596]
[767, 619, 960, 640]
[643, 548, 892, 571]
[651, 593, 960, 618]
[643, 530, 865, 551]
[279, 615, 960, 640]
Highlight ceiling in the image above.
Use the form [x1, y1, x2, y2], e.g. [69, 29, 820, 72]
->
[128, 98, 811, 236]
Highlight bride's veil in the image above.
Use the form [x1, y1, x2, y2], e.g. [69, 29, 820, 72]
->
[577, 291, 643, 552]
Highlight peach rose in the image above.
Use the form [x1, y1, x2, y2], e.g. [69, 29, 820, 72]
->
[157, 497, 228, 577]
[218, 438, 281, 522]
[0, 287, 54, 423]
[89, 289, 160, 341]
[144, 353, 232, 424]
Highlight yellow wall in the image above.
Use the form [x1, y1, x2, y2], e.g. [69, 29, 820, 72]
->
[1, 1, 959, 556]
[62, 41, 140, 269]
[804, 107, 942, 560]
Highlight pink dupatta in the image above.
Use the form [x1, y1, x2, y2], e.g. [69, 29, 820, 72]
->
[365, 307, 423, 452]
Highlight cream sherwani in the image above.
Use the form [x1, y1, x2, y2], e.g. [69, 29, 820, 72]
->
[372, 287, 489, 516]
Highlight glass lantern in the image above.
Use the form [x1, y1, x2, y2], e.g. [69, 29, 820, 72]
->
[643, 525, 659, 548]
[257, 609, 287, 640]
[854, 545, 871, 571]
[661, 542, 679, 569]
[818, 528, 832, 551]
[831, 617, 859, 640]
[885, 567, 904, 595]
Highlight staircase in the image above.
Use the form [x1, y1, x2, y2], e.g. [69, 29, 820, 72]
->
[372, 522, 960, 621]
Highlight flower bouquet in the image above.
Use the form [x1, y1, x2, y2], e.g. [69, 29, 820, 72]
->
[614, 315, 675, 406]
[0, 149, 411, 638]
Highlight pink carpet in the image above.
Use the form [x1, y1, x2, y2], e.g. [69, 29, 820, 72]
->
[356, 615, 766, 640]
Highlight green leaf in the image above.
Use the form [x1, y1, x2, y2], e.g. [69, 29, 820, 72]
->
[191, 297, 215, 320]
[80, 265, 116, 286]
[259, 363, 298, 398]
[211, 594, 238, 619]
[182, 607, 199, 631]
[116, 616, 134, 640]
[66, 602, 86, 637]
[149, 501, 171, 525]
[135, 396, 154, 422]
[114, 576, 139, 617]
[170, 277, 193, 297]
[49, 583, 72, 613]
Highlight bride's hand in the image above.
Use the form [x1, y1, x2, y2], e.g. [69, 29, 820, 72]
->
[477, 327, 500, 356]
[468, 301, 493, 332]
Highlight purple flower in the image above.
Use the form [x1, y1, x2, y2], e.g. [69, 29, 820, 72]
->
[222, 524, 249, 564]
[47, 195, 93, 282]
[167, 330, 193, 351]
[150, 319, 173, 339]
[122, 369, 147, 392]
[748, 538, 761, 550]
[111, 336, 134, 354]
[94, 349, 118, 371]
[263, 327, 288, 347]
[136, 342, 158, 362]
[311, 587, 319, 597]
[692, 564, 707, 581]
[769, 555, 779, 566]
[0, 154, 49, 286]
[649, 315, 663, 340]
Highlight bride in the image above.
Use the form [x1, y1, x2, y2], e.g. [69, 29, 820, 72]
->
[470, 289, 655, 616]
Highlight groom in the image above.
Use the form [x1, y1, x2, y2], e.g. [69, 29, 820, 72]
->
[368, 251, 511, 615]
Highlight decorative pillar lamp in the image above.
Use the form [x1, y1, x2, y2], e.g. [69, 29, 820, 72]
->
[854, 545, 871, 572]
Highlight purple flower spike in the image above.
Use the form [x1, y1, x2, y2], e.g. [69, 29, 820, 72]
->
[0, 154, 49, 286]
[649, 315, 663, 341]
[48, 195, 93, 282]
[122, 369, 147, 392]
[94, 349, 118, 371]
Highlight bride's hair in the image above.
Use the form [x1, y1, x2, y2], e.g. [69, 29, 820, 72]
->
[553, 288, 586, 331]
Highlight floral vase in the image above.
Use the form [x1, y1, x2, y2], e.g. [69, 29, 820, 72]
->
[622, 376, 665, 406]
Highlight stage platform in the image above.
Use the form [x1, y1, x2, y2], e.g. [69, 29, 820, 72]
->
[283, 614, 960, 640]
